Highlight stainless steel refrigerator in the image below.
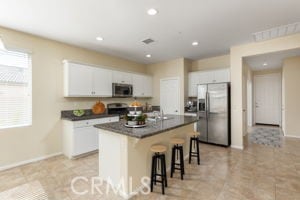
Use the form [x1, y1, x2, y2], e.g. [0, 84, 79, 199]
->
[197, 83, 230, 146]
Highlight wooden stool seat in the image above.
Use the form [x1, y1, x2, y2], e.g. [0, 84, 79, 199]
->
[188, 131, 201, 137]
[150, 145, 167, 153]
[170, 138, 185, 145]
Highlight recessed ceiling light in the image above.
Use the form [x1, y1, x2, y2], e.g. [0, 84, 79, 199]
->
[147, 8, 158, 16]
[146, 54, 151, 58]
[192, 41, 199, 46]
[263, 62, 268, 66]
[96, 37, 103, 41]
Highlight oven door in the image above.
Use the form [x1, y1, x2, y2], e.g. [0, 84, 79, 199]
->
[112, 83, 133, 97]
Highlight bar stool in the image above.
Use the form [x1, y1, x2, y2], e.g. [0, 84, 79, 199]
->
[150, 145, 167, 195]
[170, 138, 185, 180]
[188, 131, 200, 165]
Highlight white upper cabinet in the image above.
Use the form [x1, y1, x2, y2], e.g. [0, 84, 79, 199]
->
[188, 68, 230, 97]
[198, 71, 212, 84]
[64, 61, 112, 97]
[112, 71, 132, 84]
[188, 72, 200, 97]
[93, 68, 112, 97]
[64, 62, 94, 96]
[132, 74, 152, 97]
[64, 60, 152, 98]
[144, 76, 153, 97]
[212, 69, 230, 83]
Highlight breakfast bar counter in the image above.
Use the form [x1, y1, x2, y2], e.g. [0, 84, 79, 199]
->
[94, 115, 198, 198]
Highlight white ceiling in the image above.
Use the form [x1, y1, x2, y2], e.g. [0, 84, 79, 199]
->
[244, 48, 300, 71]
[0, 0, 300, 64]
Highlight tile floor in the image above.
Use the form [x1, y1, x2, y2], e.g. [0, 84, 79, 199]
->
[0, 127, 300, 200]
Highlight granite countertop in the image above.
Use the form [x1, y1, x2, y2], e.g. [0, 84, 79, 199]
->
[184, 111, 198, 114]
[61, 109, 118, 121]
[94, 115, 198, 139]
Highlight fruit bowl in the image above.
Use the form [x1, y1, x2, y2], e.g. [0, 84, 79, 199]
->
[73, 110, 85, 117]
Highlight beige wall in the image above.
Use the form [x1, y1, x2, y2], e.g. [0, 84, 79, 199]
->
[252, 68, 282, 76]
[0, 26, 147, 167]
[231, 33, 300, 149]
[184, 59, 192, 103]
[146, 58, 186, 114]
[282, 56, 300, 137]
[191, 54, 230, 71]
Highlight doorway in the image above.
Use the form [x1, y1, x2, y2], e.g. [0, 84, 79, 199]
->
[254, 73, 281, 126]
[160, 77, 180, 115]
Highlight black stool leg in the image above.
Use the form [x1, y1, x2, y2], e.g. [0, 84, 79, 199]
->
[150, 155, 155, 192]
[160, 155, 165, 195]
[189, 137, 192, 164]
[179, 146, 184, 180]
[162, 154, 168, 187]
[196, 138, 200, 165]
[181, 146, 185, 175]
[170, 146, 175, 178]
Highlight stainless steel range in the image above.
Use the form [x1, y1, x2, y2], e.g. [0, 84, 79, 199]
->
[107, 103, 128, 119]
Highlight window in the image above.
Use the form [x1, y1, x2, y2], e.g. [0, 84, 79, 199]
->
[0, 49, 32, 129]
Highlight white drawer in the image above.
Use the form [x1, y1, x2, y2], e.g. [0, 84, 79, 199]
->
[73, 116, 119, 128]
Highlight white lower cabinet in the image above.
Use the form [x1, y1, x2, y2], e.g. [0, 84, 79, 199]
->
[73, 126, 98, 156]
[63, 116, 119, 159]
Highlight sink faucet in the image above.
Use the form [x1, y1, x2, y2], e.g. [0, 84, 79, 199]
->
[153, 111, 160, 120]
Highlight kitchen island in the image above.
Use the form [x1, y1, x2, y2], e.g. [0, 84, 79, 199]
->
[94, 115, 198, 198]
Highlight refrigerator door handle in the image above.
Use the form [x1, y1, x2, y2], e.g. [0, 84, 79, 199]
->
[206, 91, 210, 118]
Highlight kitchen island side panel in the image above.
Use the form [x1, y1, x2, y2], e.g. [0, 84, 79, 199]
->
[98, 123, 194, 197]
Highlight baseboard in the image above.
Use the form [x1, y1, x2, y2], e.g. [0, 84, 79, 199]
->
[0, 152, 63, 171]
[230, 145, 244, 150]
[285, 135, 300, 139]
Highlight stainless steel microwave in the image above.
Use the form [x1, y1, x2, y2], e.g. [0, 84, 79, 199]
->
[112, 83, 133, 98]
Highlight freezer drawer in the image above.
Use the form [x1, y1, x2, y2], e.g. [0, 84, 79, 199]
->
[207, 113, 229, 145]
[197, 111, 207, 142]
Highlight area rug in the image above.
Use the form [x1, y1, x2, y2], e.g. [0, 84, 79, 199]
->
[0, 181, 48, 200]
[249, 127, 283, 147]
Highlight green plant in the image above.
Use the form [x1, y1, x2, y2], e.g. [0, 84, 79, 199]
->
[124, 115, 134, 121]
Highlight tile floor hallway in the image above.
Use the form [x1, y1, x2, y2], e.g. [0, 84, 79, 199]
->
[0, 129, 299, 199]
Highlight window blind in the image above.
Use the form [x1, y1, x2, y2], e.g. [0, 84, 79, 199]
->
[0, 49, 32, 129]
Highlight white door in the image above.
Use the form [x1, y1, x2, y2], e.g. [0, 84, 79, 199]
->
[254, 73, 281, 125]
[160, 78, 180, 115]
[93, 68, 112, 97]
